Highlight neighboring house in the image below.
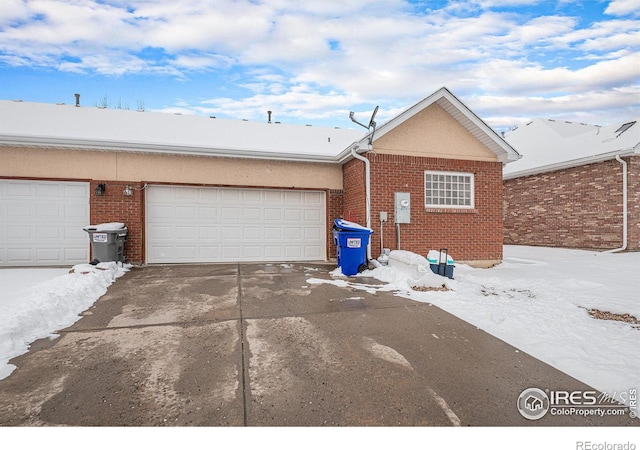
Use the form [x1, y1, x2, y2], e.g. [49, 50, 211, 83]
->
[503, 118, 640, 251]
[0, 87, 519, 268]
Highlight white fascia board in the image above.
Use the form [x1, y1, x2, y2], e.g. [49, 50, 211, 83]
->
[503, 147, 638, 180]
[0, 134, 341, 163]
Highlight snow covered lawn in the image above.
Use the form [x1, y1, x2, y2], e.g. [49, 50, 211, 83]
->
[311, 245, 640, 404]
[0, 262, 129, 380]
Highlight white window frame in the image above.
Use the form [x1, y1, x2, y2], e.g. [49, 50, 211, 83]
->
[424, 170, 475, 209]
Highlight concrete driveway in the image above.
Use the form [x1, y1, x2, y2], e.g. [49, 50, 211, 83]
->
[0, 263, 635, 426]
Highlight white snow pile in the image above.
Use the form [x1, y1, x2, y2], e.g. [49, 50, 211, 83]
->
[374, 250, 452, 291]
[83, 222, 126, 231]
[311, 246, 640, 405]
[0, 262, 130, 380]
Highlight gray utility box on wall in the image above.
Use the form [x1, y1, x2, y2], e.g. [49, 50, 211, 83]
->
[394, 192, 411, 223]
[84, 225, 128, 263]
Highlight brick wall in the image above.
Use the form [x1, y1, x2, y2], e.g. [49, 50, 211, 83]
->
[90, 180, 144, 264]
[629, 157, 640, 251]
[327, 189, 344, 259]
[503, 157, 638, 250]
[343, 153, 504, 264]
[342, 159, 367, 224]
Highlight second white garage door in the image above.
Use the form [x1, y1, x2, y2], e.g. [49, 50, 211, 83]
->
[0, 179, 89, 266]
[146, 186, 326, 263]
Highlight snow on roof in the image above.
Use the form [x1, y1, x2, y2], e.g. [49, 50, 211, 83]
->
[0, 100, 365, 163]
[503, 118, 640, 179]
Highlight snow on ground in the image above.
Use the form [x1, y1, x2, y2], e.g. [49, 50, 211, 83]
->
[310, 245, 640, 404]
[0, 262, 129, 380]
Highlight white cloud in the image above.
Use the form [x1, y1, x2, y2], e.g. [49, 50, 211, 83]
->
[604, 0, 640, 16]
[0, 0, 638, 130]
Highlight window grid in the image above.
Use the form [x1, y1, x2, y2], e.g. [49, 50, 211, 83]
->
[425, 171, 474, 208]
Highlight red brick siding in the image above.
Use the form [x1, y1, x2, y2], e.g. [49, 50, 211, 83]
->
[503, 157, 638, 250]
[342, 159, 366, 224]
[90, 180, 144, 264]
[629, 157, 640, 251]
[343, 153, 504, 262]
[327, 189, 344, 259]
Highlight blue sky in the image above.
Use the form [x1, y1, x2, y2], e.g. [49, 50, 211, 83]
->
[0, 0, 638, 131]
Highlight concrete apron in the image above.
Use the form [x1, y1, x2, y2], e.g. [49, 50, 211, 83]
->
[0, 263, 634, 426]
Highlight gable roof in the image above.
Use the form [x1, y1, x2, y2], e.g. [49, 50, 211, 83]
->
[341, 87, 521, 164]
[503, 118, 640, 179]
[0, 100, 365, 163]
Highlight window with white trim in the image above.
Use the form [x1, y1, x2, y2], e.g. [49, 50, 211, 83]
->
[424, 171, 474, 208]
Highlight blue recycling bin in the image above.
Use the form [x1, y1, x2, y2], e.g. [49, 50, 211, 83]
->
[333, 219, 373, 276]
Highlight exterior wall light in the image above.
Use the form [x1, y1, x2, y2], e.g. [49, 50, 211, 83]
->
[95, 183, 106, 196]
[123, 185, 133, 197]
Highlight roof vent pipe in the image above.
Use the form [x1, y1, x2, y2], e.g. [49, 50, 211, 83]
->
[267, 111, 272, 123]
[74, 93, 80, 107]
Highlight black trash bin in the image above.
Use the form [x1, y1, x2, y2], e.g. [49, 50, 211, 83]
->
[84, 223, 127, 263]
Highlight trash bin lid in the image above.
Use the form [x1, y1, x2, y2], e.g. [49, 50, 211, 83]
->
[333, 219, 373, 233]
[83, 222, 127, 232]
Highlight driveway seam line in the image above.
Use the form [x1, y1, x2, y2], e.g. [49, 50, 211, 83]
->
[237, 263, 249, 427]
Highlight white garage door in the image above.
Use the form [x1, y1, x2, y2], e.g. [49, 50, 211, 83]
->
[146, 185, 326, 263]
[0, 179, 90, 266]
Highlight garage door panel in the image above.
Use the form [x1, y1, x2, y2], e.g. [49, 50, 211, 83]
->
[264, 227, 283, 240]
[37, 226, 61, 239]
[222, 190, 241, 202]
[198, 206, 218, 220]
[7, 182, 32, 196]
[176, 206, 197, 219]
[199, 226, 220, 241]
[243, 190, 262, 202]
[0, 180, 89, 266]
[304, 209, 322, 222]
[244, 227, 262, 240]
[37, 203, 62, 218]
[221, 207, 240, 220]
[66, 204, 89, 219]
[284, 209, 302, 222]
[146, 186, 325, 263]
[222, 246, 241, 259]
[264, 208, 282, 221]
[176, 226, 197, 240]
[8, 204, 31, 217]
[36, 248, 62, 263]
[221, 226, 241, 240]
[64, 184, 89, 198]
[284, 228, 302, 240]
[7, 248, 32, 264]
[175, 188, 197, 201]
[35, 183, 62, 197]
[243, 208, 261, 221]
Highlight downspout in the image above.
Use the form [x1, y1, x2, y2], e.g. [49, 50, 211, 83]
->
[350, 145, 372, 261]
[602, 155, 628, 253]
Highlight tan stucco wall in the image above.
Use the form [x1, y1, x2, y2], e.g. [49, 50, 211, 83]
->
[373, 103, 498, 162]
[0, 147, 344, 189]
